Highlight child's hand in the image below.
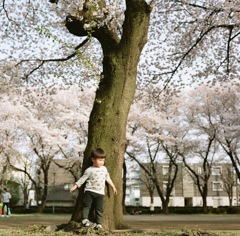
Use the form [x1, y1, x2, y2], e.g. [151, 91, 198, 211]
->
[70, 184, 77, 193]
[112, 186, 117, 195]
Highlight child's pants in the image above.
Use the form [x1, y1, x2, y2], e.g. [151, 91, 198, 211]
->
[82, 191, 104, 224]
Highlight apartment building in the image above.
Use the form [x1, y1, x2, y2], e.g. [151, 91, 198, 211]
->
[27, 159, 81, 207]
[45, 159, 80, 207]
[27, 159, 239, 209]
[126, 163, 239, 208]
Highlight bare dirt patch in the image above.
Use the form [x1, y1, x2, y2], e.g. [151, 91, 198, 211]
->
[0, 213, 239, 233]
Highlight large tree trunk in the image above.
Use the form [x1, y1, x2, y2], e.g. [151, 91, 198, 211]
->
[67, 0, 151, 229]
[162, 200, 170, 214]
[202, 197, 208, 214]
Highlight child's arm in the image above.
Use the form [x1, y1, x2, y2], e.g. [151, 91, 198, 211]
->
[70, 184, 78, 193]
[106, 179, 117, 195]
[70, 168, 90, 193]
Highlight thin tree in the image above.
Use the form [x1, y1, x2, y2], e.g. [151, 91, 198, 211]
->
[127, 138, 179, 214]
[221, 164, 235, 207]
[180, 86, 221, 213]
[214, 87, 240, 181]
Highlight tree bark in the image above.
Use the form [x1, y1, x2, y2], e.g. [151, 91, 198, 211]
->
[66, 0, 151, 229]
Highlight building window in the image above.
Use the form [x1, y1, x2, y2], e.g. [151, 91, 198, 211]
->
[162, 166, 169, 175]
[197, 167, 202, 174]
[212, 181, 223, 191]
[212, 166, 222, 175]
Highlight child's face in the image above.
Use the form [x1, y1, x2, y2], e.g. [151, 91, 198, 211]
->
[92, 157, 105, 167]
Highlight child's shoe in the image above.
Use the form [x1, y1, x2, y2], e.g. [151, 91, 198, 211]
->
[95, 224, 103, 230]
[82, 219, 96, 228]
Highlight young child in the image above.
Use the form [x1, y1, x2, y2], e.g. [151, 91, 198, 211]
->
[70, 148, 117, 229]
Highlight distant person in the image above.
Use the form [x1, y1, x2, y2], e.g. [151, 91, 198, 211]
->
[1, 188, 11, 217]
[150, 203, 154, 215]
[70, 148, 117, 229]
[24, 201, 30, 214]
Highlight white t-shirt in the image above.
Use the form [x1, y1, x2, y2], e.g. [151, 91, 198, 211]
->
[75, 166, 111, 195]
[2, 192, 11, 203]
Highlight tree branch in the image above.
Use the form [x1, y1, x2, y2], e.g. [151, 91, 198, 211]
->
[16, 38, 90, 81]
[2, 0, 11, 20]
[154, 23, 240, 91]
[226, 26, 233, 74]
[176, 0, 240, 13]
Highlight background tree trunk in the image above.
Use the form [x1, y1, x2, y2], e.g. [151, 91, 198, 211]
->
[122, 160, 127, 215]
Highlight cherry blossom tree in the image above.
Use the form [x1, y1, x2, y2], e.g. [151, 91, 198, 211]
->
[213, 86, 240, 180]
[143, 1, 240, 91]
[176, 85, 240, 213]
[0, 95, 32, 186]
[0, 85, 93, 211]
[179, 86, 223, 213]
[221, 164, 235, 207]
[181, 85, 240, 184]
[1, 0, 240, 229]
[2, 0, 151, 226]
[62, 1, 152, 228]
[127, 84, 240, 213]
[126, 88, 185, 213]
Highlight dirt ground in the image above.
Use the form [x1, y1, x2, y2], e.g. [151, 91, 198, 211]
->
[0, 214, 239, 232]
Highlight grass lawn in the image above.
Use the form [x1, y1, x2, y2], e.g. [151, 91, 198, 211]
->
[0, 214, 239, 236]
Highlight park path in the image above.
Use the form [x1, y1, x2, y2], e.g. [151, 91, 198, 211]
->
[0, 214, 239, 231]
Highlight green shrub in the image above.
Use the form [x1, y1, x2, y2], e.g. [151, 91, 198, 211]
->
[225, 206, 240, 214]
